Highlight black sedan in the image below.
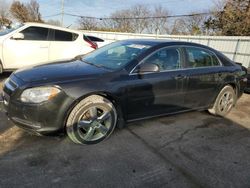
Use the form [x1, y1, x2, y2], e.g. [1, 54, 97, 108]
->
[245, 68, 250, 93]
[1, 40, 247, 144]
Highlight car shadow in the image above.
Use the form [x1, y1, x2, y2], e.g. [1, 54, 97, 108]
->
[0, 109, 250, 187]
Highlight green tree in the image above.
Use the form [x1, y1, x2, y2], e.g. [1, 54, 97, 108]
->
[0, 0, 12, 28]
[10, 0, 43, 23]
[205, 0, 250, 36]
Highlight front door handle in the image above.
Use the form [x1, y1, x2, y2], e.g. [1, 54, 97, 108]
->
[40, 46, 48, 49]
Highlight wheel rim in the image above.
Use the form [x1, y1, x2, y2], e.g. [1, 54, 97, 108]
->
[76, 105, 113, 142]
[218, 91, 234, 114]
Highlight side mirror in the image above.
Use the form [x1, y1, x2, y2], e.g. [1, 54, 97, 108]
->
[139, 63, 160, 73]
[12, 33, 24, 40]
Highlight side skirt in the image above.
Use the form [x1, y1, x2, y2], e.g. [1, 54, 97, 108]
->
[126, 106, 209, 123]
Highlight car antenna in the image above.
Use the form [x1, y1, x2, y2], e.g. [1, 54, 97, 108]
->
[66, 24, 72, 28]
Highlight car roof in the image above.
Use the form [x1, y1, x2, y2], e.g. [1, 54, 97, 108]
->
[123, 39, 218, 52]
[123, 38, 203, 46]
[24, 22, 81, 34]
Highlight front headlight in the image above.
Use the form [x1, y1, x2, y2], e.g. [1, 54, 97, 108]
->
[20, 86, 61, 103]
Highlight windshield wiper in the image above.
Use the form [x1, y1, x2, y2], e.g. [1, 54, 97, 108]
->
[81, 60, 113, 70]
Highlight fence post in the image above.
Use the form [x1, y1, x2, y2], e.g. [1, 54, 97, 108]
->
[233, 39, 240, 61]
[156, 29, 159, 39]
[207, 38, 210, 47]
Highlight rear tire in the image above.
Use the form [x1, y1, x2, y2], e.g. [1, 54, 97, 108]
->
[208, 85, 236, 117]
[66, 95, 117, 145]
[0, 62, 3, 74]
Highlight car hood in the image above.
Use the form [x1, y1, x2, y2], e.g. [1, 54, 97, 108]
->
[14, 59, 110, 83]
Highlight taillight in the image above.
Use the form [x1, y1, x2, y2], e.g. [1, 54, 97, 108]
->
[84, 36, 97, 49]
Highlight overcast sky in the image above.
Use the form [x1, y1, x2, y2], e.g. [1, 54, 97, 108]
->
[8, 0, 216, 27]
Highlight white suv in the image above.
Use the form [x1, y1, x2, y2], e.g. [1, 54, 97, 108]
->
[0, 22, 103, 73]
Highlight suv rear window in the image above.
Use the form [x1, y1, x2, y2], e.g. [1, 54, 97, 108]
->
[54, 30, 78, 41]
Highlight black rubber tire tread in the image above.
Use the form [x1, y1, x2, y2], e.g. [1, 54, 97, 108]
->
[208, 85, 236, 117]
[66, 95, 117, 145]
[0, 61, 3, 74]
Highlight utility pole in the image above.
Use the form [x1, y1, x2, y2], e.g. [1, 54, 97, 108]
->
[61, 0, 64, 26]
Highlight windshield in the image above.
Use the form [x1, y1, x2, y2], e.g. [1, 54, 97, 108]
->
[82, 41, 152, 70]
[0, 24, 24, 36]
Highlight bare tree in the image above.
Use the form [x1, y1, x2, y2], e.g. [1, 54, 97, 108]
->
[26, 0, 43, 22]
[147, 5, 169, 34]
[109, 4, 150, 33]
[171, 18, 188, 35]
[110, 9, 135, 33]
[130, 4, 150, 33]
[10, 0, 43, 23]
[76, 4, 169, 33]
[0, 0, 12, 28]
[77, 17, 98, 30]
[99, 18, 117, 31]
[46, 19, 61, 26]
[170, 13, 207, 35]
[10, 1, 29, 22]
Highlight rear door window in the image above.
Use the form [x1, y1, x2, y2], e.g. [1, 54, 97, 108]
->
[186, 47, 220, 68]
[54, 30, 78, 41]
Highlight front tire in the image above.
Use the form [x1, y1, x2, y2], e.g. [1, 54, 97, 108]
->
[208, 85, 236, 117]
[66, 95, 117, 145]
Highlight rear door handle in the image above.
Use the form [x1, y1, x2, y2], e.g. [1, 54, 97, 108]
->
[174, 75, 186, 80]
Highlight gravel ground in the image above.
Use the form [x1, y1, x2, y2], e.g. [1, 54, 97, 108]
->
[0, 73, 250, 188]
